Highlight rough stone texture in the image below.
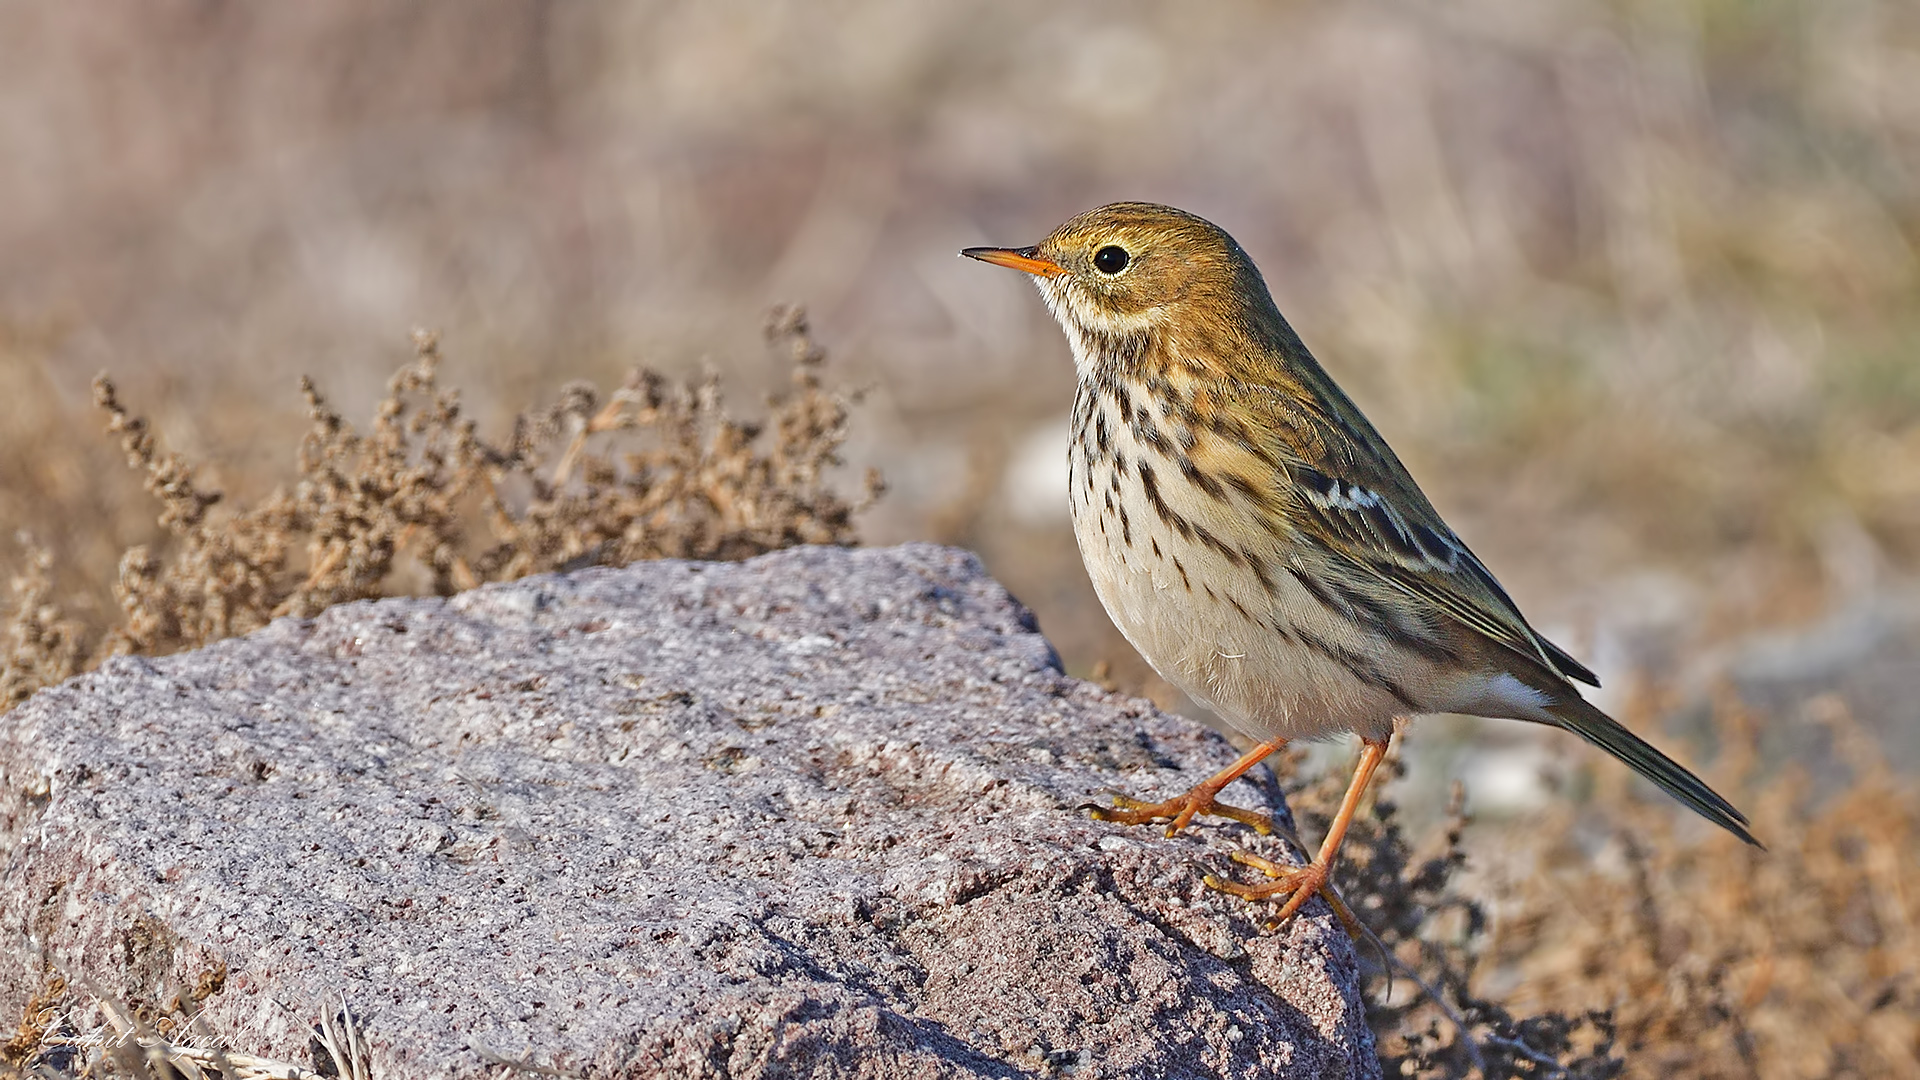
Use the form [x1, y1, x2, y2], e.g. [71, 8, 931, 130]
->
[0, 543, 1374, 1079]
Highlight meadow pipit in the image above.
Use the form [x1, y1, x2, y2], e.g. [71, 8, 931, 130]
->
[964, 202, 1757, 926]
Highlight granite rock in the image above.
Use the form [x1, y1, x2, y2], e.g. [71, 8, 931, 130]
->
[0, 543, 1374, 1078]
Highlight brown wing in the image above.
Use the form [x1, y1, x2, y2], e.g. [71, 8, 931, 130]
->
[1229, 357, 1600, 688]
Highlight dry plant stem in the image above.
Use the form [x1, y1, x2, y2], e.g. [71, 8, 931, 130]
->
[0, 307, 876, 679]
[1212, 736, 1391, 923]
[7, 974, 340, 1079]
[312, 1000, 371, 1080]
[1475, 690, 1919, 1079]
[1380, 950, 1491, 1077]
[549, 379, 642, 487]
[1275, 748, 1626, 1076]
[171, 981, 241, 1080]
[121, 1041, 323, 1080]
[0, 537, 85, 708]
[1089, 736, 1285, 835]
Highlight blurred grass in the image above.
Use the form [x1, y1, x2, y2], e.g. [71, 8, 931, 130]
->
[2, 0, 1916, 662]
[1, 1, 1918, 1076]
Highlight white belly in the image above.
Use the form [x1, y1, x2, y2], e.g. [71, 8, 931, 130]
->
[1066, 394, 1416, 744]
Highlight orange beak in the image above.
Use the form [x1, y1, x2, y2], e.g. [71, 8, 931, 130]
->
[961, 245, 1068, 277]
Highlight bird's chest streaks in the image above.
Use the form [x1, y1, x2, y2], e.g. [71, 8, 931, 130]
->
[1068, 382, 1426, 742]
[1070, 381, 1212, 584]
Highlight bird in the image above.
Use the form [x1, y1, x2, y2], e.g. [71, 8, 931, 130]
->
[962, 202, 1758, 926]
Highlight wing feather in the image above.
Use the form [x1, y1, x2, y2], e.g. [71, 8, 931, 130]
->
[1227, 372, 1600, 688]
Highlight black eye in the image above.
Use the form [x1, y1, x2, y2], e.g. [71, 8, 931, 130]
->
[1092, 245, 1130, 274]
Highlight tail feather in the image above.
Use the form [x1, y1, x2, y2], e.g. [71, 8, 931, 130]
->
[1545, 694, 1760, 848]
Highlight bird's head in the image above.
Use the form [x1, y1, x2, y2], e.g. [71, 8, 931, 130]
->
[963, 202, 1275, 376]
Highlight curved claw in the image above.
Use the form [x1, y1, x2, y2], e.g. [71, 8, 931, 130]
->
[1087, 790, 1273, 837]
[1227, 849, 1290, 876]
[1207, 854, 1361, 935]
[1086, 738, 1286, 837]
[1206, 735, 1393, 935]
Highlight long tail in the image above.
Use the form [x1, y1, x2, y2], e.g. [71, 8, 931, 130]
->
[1546, 694, 1760, 848]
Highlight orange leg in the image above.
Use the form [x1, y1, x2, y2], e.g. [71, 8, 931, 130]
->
[1207, 735, 1390, 926]
[1089, 737, 1285, 837]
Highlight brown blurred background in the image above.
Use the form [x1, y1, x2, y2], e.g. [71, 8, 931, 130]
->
[3, 0, 1918, 825]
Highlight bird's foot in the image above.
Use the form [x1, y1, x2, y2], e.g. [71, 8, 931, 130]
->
[1206, 851, 1363, 937]
[1087, 789, 1273, 838]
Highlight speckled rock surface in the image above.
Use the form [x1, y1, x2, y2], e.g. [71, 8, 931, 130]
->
[0, 543, 1374, 1079]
